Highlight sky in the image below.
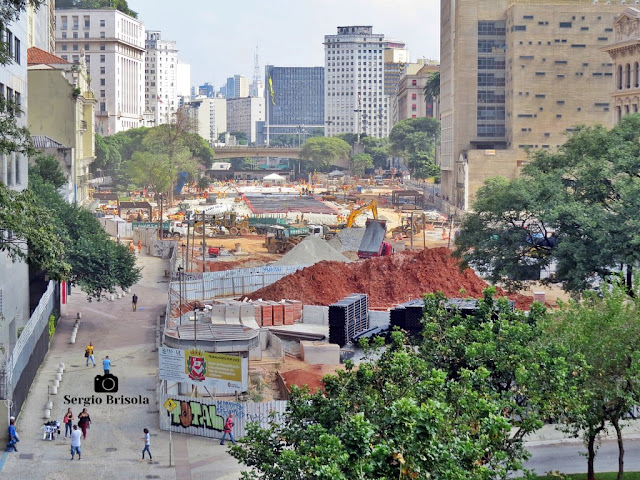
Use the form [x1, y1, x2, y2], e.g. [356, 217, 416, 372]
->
[130, 0, 440, 90]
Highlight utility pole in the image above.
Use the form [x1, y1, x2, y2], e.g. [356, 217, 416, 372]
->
[201, 211, 206, 301]
[354, 93, 363, 144]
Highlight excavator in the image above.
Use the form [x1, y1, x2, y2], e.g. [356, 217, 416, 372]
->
[345, 200, 378, 228]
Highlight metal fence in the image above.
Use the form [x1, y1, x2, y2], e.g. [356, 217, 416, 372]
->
[158, 391, 288, 439]
[0, 281, 57, 415]
[169, 265, 305, 303]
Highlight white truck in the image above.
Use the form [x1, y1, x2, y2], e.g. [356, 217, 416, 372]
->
[163, 221, 227, 239]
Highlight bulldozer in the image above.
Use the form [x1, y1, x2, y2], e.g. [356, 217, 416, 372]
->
[263, 225, 310, 254]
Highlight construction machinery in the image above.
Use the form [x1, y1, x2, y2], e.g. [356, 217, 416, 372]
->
[358, 219, 393, 258]
[345, 200, 378, 228]
[263, 225, 310, 254]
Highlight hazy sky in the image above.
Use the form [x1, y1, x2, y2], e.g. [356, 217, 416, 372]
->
[131, 0, 440, 90]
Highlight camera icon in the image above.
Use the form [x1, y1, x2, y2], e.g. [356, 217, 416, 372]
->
[94, 373, 118, 393]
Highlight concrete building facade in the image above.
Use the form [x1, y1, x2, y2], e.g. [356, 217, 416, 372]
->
[440, 0, 626, 210]
[54, 8, 145, 135]
[28, 0, 55, 51]
[264, 65, 324, 142]
[144, 30, 178, 126]
[0, 11, 30, 370]
[226, 96, 265, 144]
[28, 47, 96, 205]
[184, 96, 227, 144]
[396, 63, 439, 123]
[324, 26, 390, 138]
[226, 75, 249, 99]
[604, 7, 640, 122]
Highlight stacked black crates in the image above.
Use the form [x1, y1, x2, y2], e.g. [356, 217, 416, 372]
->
[390, 298, 516, 335]
[329, 294, 370, 346]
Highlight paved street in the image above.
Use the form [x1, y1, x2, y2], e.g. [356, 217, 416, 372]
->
[0, 252, 243, 480]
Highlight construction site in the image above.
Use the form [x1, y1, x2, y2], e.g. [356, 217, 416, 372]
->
[101, 179, 537, 403]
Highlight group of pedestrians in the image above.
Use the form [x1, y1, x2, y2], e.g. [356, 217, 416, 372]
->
[63, 407, 92, 460]
[84, 342, 112, 375]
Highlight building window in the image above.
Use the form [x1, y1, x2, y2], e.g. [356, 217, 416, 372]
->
[619, 65, 624, 90]
[100, 78, 105, 86]
[61, 17, 68, 29]
[411, 93, 417, 100]
[84, 16, 90, 29]
[100, 102, 106, 112]
[100, 55, 105, 63]
[62, 32, 67, 39]
[73, 43, 78, 51]
[411, 79, 417, 86]
[13, 36, 20, 64]
[559, 22, 572, 28]
[627, 63, 632, 89]
[100, 43, 105, 51]
[635, 62, 639, 88]
[100, 90, 105, 97]
[84, 32, 89, 38]
[100, 19, 105, 27]
[100, 31, 105, 38]
[61, 44, 67, 51]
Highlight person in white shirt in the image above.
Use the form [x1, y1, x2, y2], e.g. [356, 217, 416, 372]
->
[140, 428, 152, 463]
[70, 424, 82, 460]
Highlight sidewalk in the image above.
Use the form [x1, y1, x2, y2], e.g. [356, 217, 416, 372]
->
[0, 252, 243, 480]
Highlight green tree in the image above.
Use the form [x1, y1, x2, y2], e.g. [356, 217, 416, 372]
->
[197, 176, 210, 191]
[299, 137, 351, 172]
[423, 71, 440, 105]
[351, 153, 373, 177]
[126, 151, 172, 194]
[545, 284, 640, 480]
[55, 0, 137, 17]
[455, 115, 640, 294]
[30, 154, 67, 189]
[0, 1, 45, 64]
[231, 131, 248, 145]
[29, 173, 141, 299]
[389, 117, 439, 179]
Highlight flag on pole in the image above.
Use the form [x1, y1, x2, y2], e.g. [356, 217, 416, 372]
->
[268, 75, 276, 105]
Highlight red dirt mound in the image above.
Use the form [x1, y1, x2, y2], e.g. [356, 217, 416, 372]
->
[248, 247, 533, 309]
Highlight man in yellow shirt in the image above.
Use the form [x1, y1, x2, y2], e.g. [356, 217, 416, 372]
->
[85, 342, 96, 367]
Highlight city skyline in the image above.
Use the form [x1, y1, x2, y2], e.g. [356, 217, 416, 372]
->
[130, 0, 440, 89]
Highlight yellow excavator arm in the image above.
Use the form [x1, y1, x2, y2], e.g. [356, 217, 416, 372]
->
[345, 200, 378, 228]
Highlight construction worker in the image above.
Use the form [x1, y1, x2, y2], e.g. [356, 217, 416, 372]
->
[129, 242, 135, 254]
[137, 240, 142, 255]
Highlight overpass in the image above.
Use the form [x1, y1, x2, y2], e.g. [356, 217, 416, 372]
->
[212, 146, 349, 168]
[213, 146, 302, 160]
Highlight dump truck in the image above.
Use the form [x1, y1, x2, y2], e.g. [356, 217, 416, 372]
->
[357, 219, 393, 258]
[263, 225, 310, 254]
[247, 216, 289, 234]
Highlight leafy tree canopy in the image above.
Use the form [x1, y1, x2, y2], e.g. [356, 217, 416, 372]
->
[455, 115, 640, 293]
[351, 152, 373, 177]
[423, 71, 440, 101]
[55, 0, 137, 18]
[389, 117, 439, 179]
[299, 137, 351, 172]
[30, 154, 67, 189]
[231, 290, 571, 480]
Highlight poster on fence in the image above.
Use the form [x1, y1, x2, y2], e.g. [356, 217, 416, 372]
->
[158, 347, 248, 392]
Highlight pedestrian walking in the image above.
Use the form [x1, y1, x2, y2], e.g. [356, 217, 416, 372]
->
[137, 240, 142, 255]
[85, 342, 96, 367]
[129, 242, 135, 253]
[77, 408, 91, 439]
[220, 413, 236, 445]
[102, 355, 111, 375]
[6, 418, 19, 452]
[70, 424, 82, 460]
[63, 408, 74, 438]
[140, 428, 152, 462]
[132, 293, 138, 311]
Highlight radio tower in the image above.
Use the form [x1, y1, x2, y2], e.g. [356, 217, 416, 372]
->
[251, 46, 263, 97]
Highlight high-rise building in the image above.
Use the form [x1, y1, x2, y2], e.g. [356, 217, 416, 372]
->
[54, 8, 145, 134]
[28, 0, 55, 51]
[144, 30, 178, 126]
[226, 74, 249, 99]
[324, 26, 391, 138]
[264, 65, 324, 143]
[227, 97, 265, 144]
[0, 9, 31, 392]
[396, 62, 440, 124]
[441, 0, 628, 210]
[184, 96, 227, 144]
[198, 82, 216, 97]
[383, 42, 409, 98]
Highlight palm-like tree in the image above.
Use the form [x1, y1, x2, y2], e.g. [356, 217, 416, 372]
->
[423, 71, 440, 103]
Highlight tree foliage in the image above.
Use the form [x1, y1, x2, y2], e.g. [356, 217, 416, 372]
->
[29, 168, 141, 300]
[55, 0, 137, 17]
[30, 154, 67, 189]
[455, 115, 640, 293]
[389, 117, 439, 179]
[423, 71, 440, 102]
[545, 284, 640, 480]
[231, 290, 570, 480]
[299, 137, 351, 172]
[351, 153, 373, 177]
[0, 1, 45, 64]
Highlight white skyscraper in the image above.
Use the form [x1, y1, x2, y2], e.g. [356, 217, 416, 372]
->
[324, 26, 389, 138]
[145, 30, 178, 126]
[54, 8, 145, 134]
[176, 60, 191, 98]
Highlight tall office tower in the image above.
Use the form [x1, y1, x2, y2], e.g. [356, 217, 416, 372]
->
[264, 65, 324, 142]
[440, 0, 627, 210]
[28, 0, 55, 51]
[383, 42, 409, 97]
[55, 8, 145, 134]
[184, 96, 227, 144]
[0, 10, 30, 372]
[324, 26, 390, 138]
[227, 97, 265, 144]
[226, 74, 249, 99]
[176, 61, 191, 98]
[198, 82, 216, 97]
[144, 30, 178, 126]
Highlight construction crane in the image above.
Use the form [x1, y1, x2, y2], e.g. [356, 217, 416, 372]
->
[345, 200, 378, 228]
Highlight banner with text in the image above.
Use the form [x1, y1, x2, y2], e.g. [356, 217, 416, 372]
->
[158, 347, 248, 392]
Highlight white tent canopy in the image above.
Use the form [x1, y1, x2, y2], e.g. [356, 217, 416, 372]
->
[328, 170, 346, 177]
[263, 173, 286, 182]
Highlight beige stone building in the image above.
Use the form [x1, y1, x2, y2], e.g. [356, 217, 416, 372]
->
[27, 47, 96, 204]
[603, 7, 640, 122]
[441, 0, 627, 210]
[396, 62, 440, 123]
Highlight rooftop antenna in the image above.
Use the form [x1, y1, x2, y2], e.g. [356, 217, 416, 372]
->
[253, 45, 261, 94]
